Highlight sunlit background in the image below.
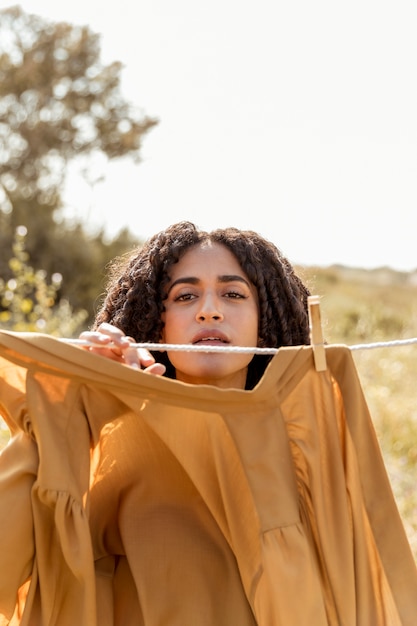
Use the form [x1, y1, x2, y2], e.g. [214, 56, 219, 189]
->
[1, 0, 416, 270]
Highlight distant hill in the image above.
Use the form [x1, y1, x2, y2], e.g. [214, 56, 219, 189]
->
[299, 264, 417, 345]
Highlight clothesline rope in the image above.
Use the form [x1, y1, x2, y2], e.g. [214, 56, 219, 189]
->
[349, 337, 417, 351]
[65, 337, 417, 354]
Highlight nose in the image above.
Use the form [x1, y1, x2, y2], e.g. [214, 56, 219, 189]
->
[196, 293, 224, 322]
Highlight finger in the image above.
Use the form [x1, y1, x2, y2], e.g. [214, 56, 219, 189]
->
[122, 346, 155, 368]
[136, 348, 156, 367]
[95, 323, 131, 345]
[143, 363, 166, 376]
[129, 361, 166, 376]
[79, 331, 113, 346]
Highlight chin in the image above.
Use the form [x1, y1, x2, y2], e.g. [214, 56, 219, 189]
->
[170, 353, 251, 385]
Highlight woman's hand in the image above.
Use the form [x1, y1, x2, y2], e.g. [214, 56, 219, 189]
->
[79, 323, 166, 376]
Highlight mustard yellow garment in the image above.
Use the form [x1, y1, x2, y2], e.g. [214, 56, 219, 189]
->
[0, 330, 416, 625]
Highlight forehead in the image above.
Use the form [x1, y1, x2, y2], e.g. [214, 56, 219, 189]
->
[171, 242, 244, 276]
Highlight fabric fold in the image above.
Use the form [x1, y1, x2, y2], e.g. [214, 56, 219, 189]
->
[0, 330, 416, 625]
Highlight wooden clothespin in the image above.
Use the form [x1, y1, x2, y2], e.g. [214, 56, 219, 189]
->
[307, 295, 327, 372]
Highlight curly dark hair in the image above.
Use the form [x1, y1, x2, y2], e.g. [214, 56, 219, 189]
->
[92, 221, 311, 388]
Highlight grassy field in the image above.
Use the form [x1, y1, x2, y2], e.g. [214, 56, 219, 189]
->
[303, 264, 417, 559]
[1, 263, 417, 559]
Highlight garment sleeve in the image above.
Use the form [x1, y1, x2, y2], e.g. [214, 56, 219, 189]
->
[0, 360, 38, 622]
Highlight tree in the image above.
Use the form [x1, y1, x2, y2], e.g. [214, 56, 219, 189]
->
[0, 5, 156, 320]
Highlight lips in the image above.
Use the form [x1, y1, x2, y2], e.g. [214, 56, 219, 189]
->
[191, 330, 230, 345]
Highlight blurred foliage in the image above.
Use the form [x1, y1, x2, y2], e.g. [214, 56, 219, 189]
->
[0, 224, 87, 336]
[0, 5, 154, 321]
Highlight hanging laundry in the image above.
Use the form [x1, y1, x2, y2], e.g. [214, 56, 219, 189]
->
[0, 330, 416, 625]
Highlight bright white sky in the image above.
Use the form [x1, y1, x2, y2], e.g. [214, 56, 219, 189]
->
[2, 0, 417, 270]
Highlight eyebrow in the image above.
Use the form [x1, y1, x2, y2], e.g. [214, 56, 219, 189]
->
[167, 274, 251, 293]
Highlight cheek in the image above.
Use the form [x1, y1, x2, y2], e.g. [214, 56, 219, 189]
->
[243, 309, 259, 343]
[161, 310, 183, 343]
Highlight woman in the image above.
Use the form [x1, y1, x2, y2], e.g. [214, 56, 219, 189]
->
[81, 220, 311, 389]
[2, 221, 416, 625]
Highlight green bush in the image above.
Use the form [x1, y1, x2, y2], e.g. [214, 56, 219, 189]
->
[0, 226, 88, 447]
[0, 226, 87, 336]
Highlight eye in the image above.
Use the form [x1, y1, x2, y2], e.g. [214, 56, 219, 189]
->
[224, 290, 246, 299]
[174, 292, 197, 302]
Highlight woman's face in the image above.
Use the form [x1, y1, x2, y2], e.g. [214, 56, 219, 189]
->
[161, 241, 259, 389]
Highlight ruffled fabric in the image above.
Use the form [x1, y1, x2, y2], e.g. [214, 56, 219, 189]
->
[0, 330, 416, 625]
